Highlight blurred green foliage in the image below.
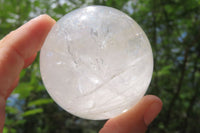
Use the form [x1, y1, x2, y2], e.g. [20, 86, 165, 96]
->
[0, 0, 200, 133]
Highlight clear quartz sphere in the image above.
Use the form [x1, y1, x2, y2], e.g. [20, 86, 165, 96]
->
[40, 6, 153, 120]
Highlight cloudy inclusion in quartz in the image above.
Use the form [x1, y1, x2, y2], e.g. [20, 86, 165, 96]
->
[40, 6, 153, 120]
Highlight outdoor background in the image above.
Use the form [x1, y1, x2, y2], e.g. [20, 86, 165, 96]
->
[0, 0, 200, 133]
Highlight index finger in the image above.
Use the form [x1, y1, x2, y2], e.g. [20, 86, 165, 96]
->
[0, 14, 55, 59]
[0, 14, 55, 99]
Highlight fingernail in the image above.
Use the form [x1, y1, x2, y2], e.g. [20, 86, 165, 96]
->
[144, 101, 162, 126]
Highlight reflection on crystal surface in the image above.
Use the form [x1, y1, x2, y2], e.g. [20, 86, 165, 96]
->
[40, 6, 153, 120]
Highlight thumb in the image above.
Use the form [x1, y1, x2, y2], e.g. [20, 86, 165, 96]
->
[99, 95, 162, 133]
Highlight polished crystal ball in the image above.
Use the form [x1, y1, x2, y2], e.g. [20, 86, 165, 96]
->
[40, 6, 153, 120]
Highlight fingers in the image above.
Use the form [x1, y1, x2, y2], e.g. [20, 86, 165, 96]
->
[0, 46, 24, 97]
[0, 96, 5, 133]
[4, 77, 20, 99]
[99, 95, 162, 133]
[0, 14, 56, 59]
[0, 14, 55, 99]
[23, 53, 37, 68]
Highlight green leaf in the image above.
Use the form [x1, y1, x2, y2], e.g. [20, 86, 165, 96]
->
[22, 108, 43, 117]
[3, 127, 8, 133]
[6, 106, 19, 114]
[28, 98, 53, 107]
[164, 4, 174, 14]
[19, 69, 26, 78]
[13, 83, 33, 99]
[158, 65, 173, 76]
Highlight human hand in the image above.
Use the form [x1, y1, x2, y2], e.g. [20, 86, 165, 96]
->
[0, 15, 162, 133]
[0, 15, 55, 132]
[99, 95, 162, 133]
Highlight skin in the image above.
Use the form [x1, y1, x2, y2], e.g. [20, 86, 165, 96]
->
[0, 15, 162, 133]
